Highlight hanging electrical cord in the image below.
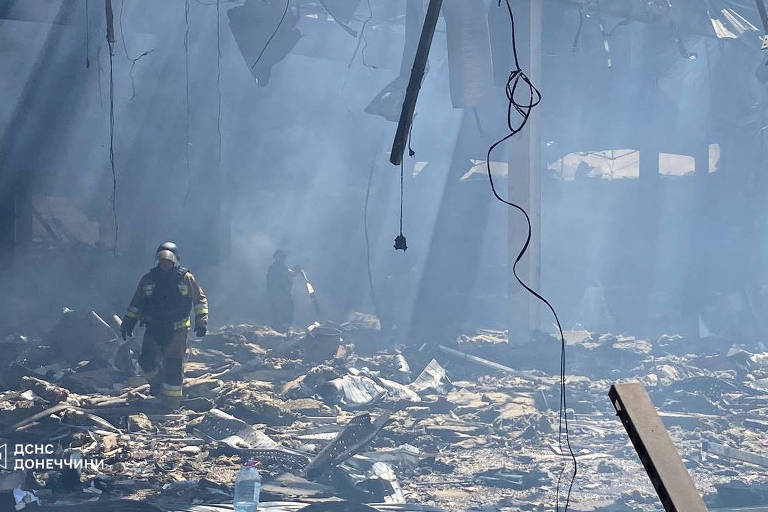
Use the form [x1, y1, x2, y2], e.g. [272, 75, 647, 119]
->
[349, 0, 375, 69]
[106, 0, 119, 256]
[85, 0, 90, 68]
[361, 0, 376, 69]
[119, 0, 155, 101]
[348, 18, 370, 67]
[184, 0, 193, 203]
[407, 122, 415, 158]
[250, 0, 290, 71]
[486, 1, 576, 510]
[394, 160, 407, 251]
[216, 0, 222, 176]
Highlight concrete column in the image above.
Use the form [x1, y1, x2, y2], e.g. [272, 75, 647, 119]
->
[508, 0, 542, 345]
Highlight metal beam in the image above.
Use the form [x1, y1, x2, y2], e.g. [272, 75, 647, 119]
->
[390, 0, 444, 166]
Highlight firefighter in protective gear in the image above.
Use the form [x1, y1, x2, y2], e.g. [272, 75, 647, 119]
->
[267, 249, 299, 332]
[120, 242, 208, 408]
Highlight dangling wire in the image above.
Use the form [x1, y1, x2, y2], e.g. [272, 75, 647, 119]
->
[251, 0, 290, 71]
[216, 0, 222, 176]
[486, 1, 576, 510]
[393, 160, 407, 251]
[348, 0, 375, 69]
[106, 1, 118, 255]
[85, 0, 91, 68]
[407, 121, 415, 157]
[184, 0, 192, 203]
[399, 160, 404, 235]
[361, 0, 376, 69]
[119, 0, 155, 101]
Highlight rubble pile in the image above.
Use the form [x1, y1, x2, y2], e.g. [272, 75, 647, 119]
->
[1, 310, 768, 511]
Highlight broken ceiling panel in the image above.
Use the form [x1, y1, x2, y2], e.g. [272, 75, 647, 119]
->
[365, 0, 424, 121]
[228, 0, 302, 87]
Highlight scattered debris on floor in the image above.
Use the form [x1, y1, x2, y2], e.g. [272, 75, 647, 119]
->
[1, 313, 767, 511]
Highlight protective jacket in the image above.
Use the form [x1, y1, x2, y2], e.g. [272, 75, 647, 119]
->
[123, 265, 208, 333]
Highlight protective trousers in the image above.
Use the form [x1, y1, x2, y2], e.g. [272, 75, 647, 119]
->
[138, 327, 188, 399]
[269, 292, 294, 332]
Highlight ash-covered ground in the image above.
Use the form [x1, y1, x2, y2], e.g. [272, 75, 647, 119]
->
[1, 310, 765, 511]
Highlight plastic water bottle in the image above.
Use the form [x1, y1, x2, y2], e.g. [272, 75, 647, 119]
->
[233, 460, 261, 512]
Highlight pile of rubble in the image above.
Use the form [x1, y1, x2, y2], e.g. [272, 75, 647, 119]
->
[1, 309, 768, 511]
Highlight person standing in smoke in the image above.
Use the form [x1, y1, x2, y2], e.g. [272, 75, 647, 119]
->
[120, 242, 208, 410]
[267, 249, 299, 332]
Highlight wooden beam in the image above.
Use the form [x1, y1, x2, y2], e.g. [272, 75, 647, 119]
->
[609, 382, 709, 512]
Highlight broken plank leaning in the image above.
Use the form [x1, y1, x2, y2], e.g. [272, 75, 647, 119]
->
[609, 382, 708, 512]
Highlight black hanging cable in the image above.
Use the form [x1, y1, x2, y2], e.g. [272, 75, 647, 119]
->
[407, 121, 415, 157]
[119, 0, 155, 101]
[250, 0, 290, 71]
[184, 0, 193, 203]
[361, 0, 376, 69]
[348, 0, 375, 69]
[394, 160, 407, 251]
[216, 0, 222, 177]
[85, 0, 91, 68]
[486, 1, 576, 510]
[106, 0, 118, 255]
[109, 47, 118, 256]
[348, 18, 370, 67]
[399, 161, 404, 234]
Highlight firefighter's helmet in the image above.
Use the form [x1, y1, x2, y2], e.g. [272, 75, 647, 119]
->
[156, 241, 180, 265]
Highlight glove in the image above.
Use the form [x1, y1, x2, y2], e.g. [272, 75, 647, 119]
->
[195, 326, 207, 338]
[120, 317, 137, 340]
